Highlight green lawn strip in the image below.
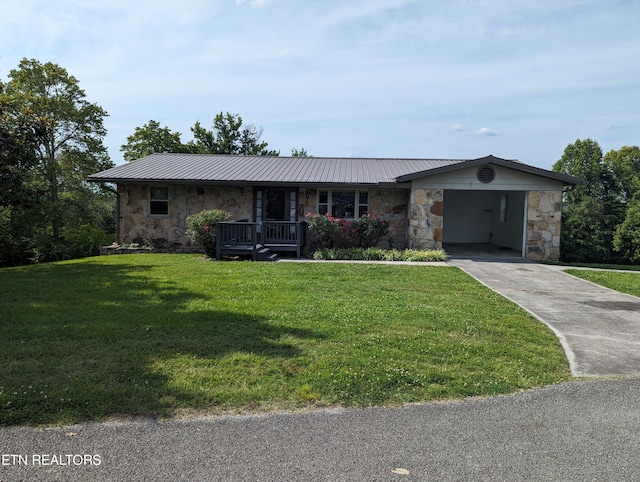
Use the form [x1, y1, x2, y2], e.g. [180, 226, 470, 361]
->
[565, 269, 640, 298]
[0, 255, 570, 426]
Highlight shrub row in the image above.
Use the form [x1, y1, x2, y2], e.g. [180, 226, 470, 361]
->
[312, 247, 449, 262]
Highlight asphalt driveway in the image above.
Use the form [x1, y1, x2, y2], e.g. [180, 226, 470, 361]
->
[1, 378, 639, 481]
[451, 258, 640, 377]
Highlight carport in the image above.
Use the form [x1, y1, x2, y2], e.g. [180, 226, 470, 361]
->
[443, 189, 526, 256]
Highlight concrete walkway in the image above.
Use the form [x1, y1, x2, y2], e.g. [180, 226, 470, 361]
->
[450, 258, 640, 377]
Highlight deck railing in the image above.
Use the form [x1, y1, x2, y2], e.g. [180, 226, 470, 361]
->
[216, 221, 305, 259]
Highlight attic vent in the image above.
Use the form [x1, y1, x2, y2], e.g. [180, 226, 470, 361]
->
[477, 165, 495, 184]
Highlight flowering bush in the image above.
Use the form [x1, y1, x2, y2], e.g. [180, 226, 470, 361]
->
[354, 214, 390, 248]
[186, 209, 231, 258]
[306, 213, 390, 252]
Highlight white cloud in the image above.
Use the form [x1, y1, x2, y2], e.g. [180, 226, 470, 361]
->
[236, 0, 269, 7]
[477, 128, 499, 137]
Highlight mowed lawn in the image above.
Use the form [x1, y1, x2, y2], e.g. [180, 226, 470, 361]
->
[566, 268, 640, 298]
[0, 254, 570, 426]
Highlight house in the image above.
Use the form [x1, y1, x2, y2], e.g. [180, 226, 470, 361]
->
[87, 153, 581, 261]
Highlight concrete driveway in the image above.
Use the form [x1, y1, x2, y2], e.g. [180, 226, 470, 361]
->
[450, 258, 640, 377]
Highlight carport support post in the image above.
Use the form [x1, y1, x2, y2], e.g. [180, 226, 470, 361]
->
[408, 188, 444, 250]
[525, 190, 563, 262]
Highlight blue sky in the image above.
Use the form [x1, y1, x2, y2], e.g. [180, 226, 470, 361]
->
[2, 0, 639, 169]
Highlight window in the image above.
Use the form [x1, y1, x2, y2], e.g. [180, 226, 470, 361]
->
[318, 190, 368, 219]
[500, 194, 508, 222]
[149, 187, 169, 215]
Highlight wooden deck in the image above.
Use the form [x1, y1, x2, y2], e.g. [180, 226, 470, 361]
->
[216, 221, 305, 260]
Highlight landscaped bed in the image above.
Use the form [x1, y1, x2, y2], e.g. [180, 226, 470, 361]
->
[0, 254, 570, 426]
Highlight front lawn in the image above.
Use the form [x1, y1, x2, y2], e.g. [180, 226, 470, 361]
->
[565, 269, 640, 297]
[0, 255, 570, 426]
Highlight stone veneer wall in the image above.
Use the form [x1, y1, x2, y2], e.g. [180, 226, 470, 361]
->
[526, 190, 562, 261]
[300, 188, 409, 249]
[119, 184, 412, 250]
[118, 184, 253, 247]
[408, 188, 444, 250]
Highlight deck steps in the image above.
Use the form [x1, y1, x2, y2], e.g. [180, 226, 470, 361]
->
[255, 246, 279, 262]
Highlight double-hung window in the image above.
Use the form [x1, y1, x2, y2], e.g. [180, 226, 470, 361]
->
[318, 190, 369, 219]
[149, 186, 169, 215]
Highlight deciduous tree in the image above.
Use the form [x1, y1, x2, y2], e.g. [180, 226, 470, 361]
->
[120, 119, 189, 162]
[553, 139, 624, 263]
[0, 58, 114, 264]
[189, 112, 279, 155]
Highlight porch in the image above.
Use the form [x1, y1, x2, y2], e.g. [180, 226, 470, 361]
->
[216, 221, 306, 261]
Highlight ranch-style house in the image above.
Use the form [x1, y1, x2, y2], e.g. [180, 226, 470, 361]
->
[88, 153, 581, 261]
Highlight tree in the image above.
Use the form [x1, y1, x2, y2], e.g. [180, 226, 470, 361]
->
[552, 139, 624, 263]
[605, 146, 640, 262]
[120, 120, 189, 162]
[0, 58, 115, 264]
[189, 112, 279, 155]
[0, 97, 46, 266]
[291, 147, 311, 157]
[614, 198, 640, 262]
[604, 146, 640, 202]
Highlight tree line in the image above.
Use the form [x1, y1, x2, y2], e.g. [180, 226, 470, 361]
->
[0, 58, 637, 267]
[552, 139, 640, 264]
[120, 116, 310, 161]
[0, 58, 307, 267]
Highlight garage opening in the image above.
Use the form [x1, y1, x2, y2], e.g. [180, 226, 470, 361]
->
[442, 190, 526, 257]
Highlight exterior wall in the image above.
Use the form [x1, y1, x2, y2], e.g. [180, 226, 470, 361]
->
[369, 188, 410, 248]
[526, 190, 562, 262]
[413, 164, 565, 191]
[118, 184, 252, 247]
[118, 184, 409, 250]
[298, 187, 409, 249]
[408, 188, 444, 250]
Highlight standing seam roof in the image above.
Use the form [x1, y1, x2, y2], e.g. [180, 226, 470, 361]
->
[87, 153, 579, 186]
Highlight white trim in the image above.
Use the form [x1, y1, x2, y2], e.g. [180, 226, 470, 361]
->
[317, 189, 369, 219]
[521, 192, 528, 257]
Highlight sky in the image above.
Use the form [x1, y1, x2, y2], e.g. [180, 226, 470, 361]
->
[1, 0, 639, 170]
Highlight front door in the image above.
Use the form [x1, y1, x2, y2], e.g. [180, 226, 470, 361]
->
[255, 188, 298, 222]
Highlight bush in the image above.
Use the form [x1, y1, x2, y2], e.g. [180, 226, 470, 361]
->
[312, 247, 449, 262]
[186, 209, 231, 258]
[306, 213, 390, 251]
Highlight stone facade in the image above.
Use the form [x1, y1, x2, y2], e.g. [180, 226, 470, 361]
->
[369, 188, 410, 248]
[117, 182, 563, 261]
[118, 184, 410, 250]
[301, 188, 409, 249]
[526, 190, 562, 262]
[408, 188, 444, 250]
[118, 184, 253, 247]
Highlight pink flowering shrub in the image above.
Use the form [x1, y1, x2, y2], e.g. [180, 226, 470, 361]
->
[306, 213, 389, 252]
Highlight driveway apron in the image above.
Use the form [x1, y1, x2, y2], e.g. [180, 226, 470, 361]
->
[450, 259, 640, 377]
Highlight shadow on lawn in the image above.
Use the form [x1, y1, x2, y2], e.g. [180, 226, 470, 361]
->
[0, 259, 323, 426]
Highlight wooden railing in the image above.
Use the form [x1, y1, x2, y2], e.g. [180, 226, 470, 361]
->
[216, 221, 305, 259]
[216, 222, 258, 260]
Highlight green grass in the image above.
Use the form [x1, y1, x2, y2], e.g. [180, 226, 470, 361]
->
[0, 254, 570, 426]
[565, 269, 640, 297]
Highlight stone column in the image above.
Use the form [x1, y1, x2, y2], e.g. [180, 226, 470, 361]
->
[408, 188, 444, 250]
[526, 190, 562, 261]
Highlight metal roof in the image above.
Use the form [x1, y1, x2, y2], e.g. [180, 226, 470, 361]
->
[87, 153, 581, 186]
